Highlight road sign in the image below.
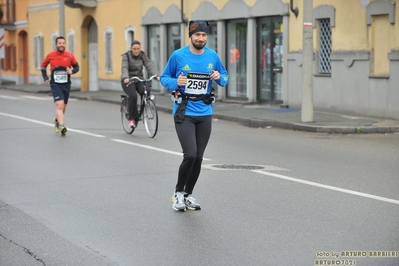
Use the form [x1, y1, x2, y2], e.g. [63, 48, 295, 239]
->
[0, 28, 4, 59]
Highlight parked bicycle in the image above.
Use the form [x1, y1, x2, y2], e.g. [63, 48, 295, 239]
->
[120, 75, 159, 138]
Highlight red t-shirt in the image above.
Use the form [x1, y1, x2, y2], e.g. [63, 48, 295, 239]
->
[41, 51, 79, 84]
[41, 50, 78, 70]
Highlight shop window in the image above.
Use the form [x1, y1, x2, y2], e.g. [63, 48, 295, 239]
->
[207, 22, 217, 51]
[167, 24, 180, 58]
[226, 20, 247, 98]
[147, 25, 161, 91]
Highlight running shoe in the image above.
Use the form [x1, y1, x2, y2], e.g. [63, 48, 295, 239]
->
[129, 120, 136, 128]
[60, 125, 67, 136]
[185, 195, 201, 210]
[171, 192, 186, 212]
[53, 118, 60, 133]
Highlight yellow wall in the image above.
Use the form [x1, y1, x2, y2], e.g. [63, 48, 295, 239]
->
[3, 0, 28, 79]
[26, 0, 399, 82]
[141, 0, 178, 14]
[28, 0, 143, 81]
[16, 0, 29, 21]
[28, 2, 59, 74]
[289, 0, 398, 52]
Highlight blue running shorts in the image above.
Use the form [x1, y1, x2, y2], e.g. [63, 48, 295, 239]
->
[50, 83, 71, 103]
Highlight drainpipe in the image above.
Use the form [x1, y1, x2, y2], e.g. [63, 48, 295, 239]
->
[181, 0, 188, 24]
[290, 0, 299, 18]
[59, 0, 65, 36]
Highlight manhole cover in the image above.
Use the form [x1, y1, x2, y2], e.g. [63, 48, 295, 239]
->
[212, 164, 265, 170]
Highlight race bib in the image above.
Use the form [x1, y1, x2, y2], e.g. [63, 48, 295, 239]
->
[185, 72, 210, 95]
[54, 70, 68, 83]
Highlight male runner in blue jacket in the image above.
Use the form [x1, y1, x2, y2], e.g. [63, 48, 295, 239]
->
[161, 20, 228, 211]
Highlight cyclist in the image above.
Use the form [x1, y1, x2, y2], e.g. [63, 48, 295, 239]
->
[41, 36, 80, 136]
[121, 40, 159, 128]
[160, 20, 228, 211]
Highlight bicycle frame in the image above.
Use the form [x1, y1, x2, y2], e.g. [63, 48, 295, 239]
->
[121, 75, 159, 137]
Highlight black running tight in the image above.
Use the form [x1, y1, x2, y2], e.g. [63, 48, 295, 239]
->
[175, 115, 212, 194]
[121, 80, 147, 121]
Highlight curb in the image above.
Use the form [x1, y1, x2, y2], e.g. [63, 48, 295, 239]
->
[69, 95, 399, 134]
[3, 86, 398, 134]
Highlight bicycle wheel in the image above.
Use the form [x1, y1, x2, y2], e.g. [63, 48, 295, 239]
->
[121, 97, 134, 134]
[143, 99, 158, 138]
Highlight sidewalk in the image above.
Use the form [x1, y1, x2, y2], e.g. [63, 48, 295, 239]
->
[2, 83, 399, 134]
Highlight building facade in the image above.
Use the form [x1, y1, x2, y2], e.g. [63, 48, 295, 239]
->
[0, 0, 29, 85]
[4, 0, 399, 119]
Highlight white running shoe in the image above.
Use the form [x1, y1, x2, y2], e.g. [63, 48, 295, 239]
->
[185, 195, 201, 210]
[53, 118, 60, 133]
[60, 125, 67, 136]
[171, 192, 186, 212]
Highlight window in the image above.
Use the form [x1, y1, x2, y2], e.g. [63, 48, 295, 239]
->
[1, 0, 15, 23]
[68, 31, 75, 54]
[104, 29, 113, 73]
[10, 44, 16, 71]
[366, 1, 395, 77]
[1, 45, 10, 70]
[167, 24, 181, 57]
[313, 6, 335, 75]
[147, 25, 161, 91]
[128, 31, 134, 43]
[124, 26, 135, 50]
[52, 33, 58, 51]
[318, 19, 331, 74]
[34, 34, 44, 69]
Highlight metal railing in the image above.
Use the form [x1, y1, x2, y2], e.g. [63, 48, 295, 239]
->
[319, 19, 332, 74]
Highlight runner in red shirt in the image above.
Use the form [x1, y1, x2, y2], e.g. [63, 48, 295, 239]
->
[41, 36, 80, 136]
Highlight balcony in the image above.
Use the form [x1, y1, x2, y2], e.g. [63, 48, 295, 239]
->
[0, 2, 16, 31]
[65, 0, 97, 8]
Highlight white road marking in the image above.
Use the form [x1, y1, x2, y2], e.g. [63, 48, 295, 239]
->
[2, 112, 397, 205]
[20, 95, 78, 101]
[20, 95, 54, 100]
[63, 128, 105, 137]
[111, 139, 210, 160]
[0, 112, 105, 138]
[253, 170, 399, 205]
[202, 164, 288, 171]
[0, 95, 21, 100]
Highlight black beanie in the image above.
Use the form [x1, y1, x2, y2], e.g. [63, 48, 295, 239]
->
[188, 20, 210, 37]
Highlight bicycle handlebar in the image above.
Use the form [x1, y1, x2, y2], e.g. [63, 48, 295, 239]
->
[127, 75, 158, 87]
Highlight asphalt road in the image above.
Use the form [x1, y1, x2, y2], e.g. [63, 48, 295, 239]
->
[1, 89, 399, 266]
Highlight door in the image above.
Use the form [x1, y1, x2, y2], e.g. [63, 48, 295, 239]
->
[258, 17, 283, 103]
[88, 19, 98, 91]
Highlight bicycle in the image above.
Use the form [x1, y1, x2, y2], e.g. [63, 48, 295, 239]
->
[120, 75, 159, 138]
